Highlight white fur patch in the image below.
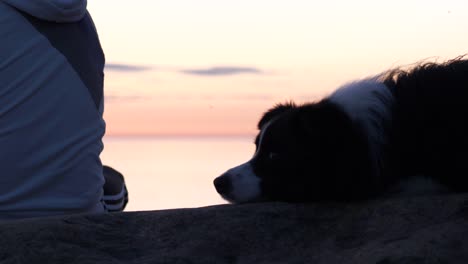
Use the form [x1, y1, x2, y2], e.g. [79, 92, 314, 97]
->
[220, 120, 274, 203]
[222, 162, 261, 203]
[329, 78, 395, 177]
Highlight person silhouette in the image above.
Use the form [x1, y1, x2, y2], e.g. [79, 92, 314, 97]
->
[0, 0, 127, 219]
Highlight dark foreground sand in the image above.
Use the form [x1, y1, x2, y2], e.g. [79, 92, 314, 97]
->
[1, 194, 468, 263]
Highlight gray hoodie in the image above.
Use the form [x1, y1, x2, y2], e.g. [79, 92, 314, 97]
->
[0, 0, 106, 219]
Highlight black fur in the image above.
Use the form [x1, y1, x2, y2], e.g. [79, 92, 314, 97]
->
[385, 58, 468, 191]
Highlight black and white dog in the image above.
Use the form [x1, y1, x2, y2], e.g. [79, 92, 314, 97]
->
[214, 57, 468, 203]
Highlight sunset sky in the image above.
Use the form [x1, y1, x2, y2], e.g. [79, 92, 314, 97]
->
[87, 1, 468, 136]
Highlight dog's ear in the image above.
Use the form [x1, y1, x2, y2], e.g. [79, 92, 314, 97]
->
[258, 102, 297, 129]
[297, 100, 352, 138]
[297, 100, 373, 187]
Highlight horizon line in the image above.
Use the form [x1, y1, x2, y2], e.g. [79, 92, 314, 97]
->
[103, 133, 256, 139]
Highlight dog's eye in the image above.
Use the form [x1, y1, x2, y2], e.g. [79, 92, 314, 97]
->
[268, 152, 280, 160]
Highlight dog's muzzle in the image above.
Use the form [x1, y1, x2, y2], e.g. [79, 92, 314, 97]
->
[213, 162, 262, 203]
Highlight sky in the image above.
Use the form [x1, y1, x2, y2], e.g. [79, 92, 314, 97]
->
[87, 0, 468, 136]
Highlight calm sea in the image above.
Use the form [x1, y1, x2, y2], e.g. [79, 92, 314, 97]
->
[101, 136, 255, 211]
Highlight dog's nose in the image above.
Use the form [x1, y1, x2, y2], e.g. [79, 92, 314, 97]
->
[214, 175, 232, 194]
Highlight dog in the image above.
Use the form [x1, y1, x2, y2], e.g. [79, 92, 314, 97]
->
[214, 57, 468, 203]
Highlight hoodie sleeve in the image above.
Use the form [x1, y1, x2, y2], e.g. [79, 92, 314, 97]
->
[1, 0, 87, 22]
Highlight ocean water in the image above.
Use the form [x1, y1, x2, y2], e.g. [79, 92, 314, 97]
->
[101, 136, 255, 211]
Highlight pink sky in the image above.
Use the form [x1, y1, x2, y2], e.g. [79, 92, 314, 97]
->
[88, 1, 468, 136]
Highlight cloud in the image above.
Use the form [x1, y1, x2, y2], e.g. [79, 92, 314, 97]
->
[105, 95, 149, 102]
[105, 63, 152, 72]
[104, 63, 267, 77]
[222, 94, 274, 101]
[180, 66, 263, 76]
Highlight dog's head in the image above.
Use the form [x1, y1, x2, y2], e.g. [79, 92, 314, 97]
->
[214, 100, 372, 203]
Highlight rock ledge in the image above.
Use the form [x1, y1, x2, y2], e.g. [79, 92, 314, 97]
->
[1, 194, 468, 263]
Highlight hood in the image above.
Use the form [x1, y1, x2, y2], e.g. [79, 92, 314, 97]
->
[2, 0, 87, 22]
